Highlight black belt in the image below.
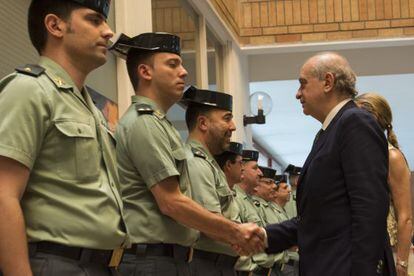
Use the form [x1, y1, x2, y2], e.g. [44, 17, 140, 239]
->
[29, 242, 124, 267]
[253, 266, 272, 276]
[124, 243, 193, 262]
[285, 259, 298, 266]
[236, 271, 253, 276]
[192, 249, 238, 267]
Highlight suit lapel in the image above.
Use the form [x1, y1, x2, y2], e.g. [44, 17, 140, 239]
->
[297, 101, 356, 211]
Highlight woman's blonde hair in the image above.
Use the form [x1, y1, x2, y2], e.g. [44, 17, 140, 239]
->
[355, 92, 399, 149]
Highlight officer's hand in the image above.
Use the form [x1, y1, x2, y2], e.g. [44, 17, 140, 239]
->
[232, 223, 265, 256]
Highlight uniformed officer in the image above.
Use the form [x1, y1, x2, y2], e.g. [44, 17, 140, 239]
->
[181, 87, 265, 276]
[253, 167, 286, 276]
[215, 142, 244, 189]
[280, 164, 301, 274]
[110, 34, 264, 276]
[283, 164, 302, 220]
[234, 150, 265, 224]
[271, 177, 299, 276]
[215, 143, 262, 275]
[233, 150, 273, 276]
[0, 1, 127, 275]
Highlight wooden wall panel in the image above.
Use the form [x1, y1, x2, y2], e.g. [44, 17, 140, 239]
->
[277, 1, 286, 25]
[326, 0, 335, 22]
[260, 2, 270, 26]
[285, 1, 294, 25]
[317, 0, 326, 23]
[293, 0, 302, 24]
[392, 0, 401, 18]
[309, 0, 319, 23]
[359, 0, 368, 21]
[334, 0, 343, 21]
[301, 0, 310, 24]
[401, 0, 410, 17]
[376, 0, 385, 19]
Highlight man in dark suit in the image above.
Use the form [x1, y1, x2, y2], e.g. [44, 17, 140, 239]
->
[263, 52, 395, 276]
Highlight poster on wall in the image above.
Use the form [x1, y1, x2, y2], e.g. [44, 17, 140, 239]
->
[87, 86, 118, 132]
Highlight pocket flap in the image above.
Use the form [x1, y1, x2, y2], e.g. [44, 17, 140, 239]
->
[55, 121, 94, 138]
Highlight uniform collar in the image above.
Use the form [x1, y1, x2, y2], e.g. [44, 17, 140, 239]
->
[271, 202, 285, 213]
[131, 95, 166, 119]
[254, 196, 269, 207]
[187, 139, 214, 161]
[234, 185, 251, 200]
[322, 98, 352, 130]
[39, 57, 76, 90]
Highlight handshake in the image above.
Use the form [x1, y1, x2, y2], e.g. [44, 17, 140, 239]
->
[230, 223, 266, 256]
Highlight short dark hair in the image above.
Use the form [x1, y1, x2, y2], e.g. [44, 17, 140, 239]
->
[28, 0, 81, 54]
[215, 152, 238, 169]
[185, 103, 214, 131]
[126, 49, 155, 91]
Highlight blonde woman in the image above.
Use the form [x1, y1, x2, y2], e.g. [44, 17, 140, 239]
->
[356, 93, 412, 276]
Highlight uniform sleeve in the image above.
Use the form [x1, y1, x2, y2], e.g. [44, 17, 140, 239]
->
[265, 218, 298, 254]
[124, 116, 180, 188]
[339, 110, 389, 274]
[0, 75, 50, 169]
[187, 157, 221, 213]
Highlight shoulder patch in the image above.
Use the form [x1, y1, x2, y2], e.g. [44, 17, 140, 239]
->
[135, 104, 154, 115]
[15, 64, 45, 77]
[191, 147, 207, 159]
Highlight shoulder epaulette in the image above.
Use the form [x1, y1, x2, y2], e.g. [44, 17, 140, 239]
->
[15, 64, 45, 77]
[191, 147, 207, 159]
[136, 104, 154, 115]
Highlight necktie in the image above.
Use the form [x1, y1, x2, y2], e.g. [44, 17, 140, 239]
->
[312, 129, 324, 147]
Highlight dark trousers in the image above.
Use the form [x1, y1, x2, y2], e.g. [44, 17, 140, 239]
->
[190, 256, 237, 276]
[119, 253, 191, 276]
[280, 262, 299, 276]
[0, 250, 119, 276]
[30, 252, 118, 276]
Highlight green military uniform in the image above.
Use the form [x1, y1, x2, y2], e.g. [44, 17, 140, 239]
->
[186, 139, 240, 276]
[232, 186, 283, 276]
[284, 189, 297, 219]
[270, 203, 299, 276]
[233, 185, 264, 273]
[115, 96, 199, 275]
[0, 57, 127, 274]
[251, 197, 285, 276]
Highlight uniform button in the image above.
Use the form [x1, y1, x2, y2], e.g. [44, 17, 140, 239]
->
[77, 128, 82, 134]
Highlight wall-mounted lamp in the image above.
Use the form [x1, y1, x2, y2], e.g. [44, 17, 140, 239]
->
[244, 91, 273, 126]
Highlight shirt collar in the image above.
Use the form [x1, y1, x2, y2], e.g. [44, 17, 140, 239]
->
[187, 139, 214, 161]
[322, 98, 352, 130]
[39, 56, 76, 90]
[131, 95, 166, 119]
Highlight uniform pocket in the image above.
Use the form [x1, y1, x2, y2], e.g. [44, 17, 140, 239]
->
[54, 120, 100, 181]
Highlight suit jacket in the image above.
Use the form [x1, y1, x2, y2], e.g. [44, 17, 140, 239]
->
[265, 101, 395, 276]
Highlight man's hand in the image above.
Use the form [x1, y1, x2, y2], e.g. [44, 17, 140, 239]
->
[231, 223, 266, 256]
[288, 246, 299, 252]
